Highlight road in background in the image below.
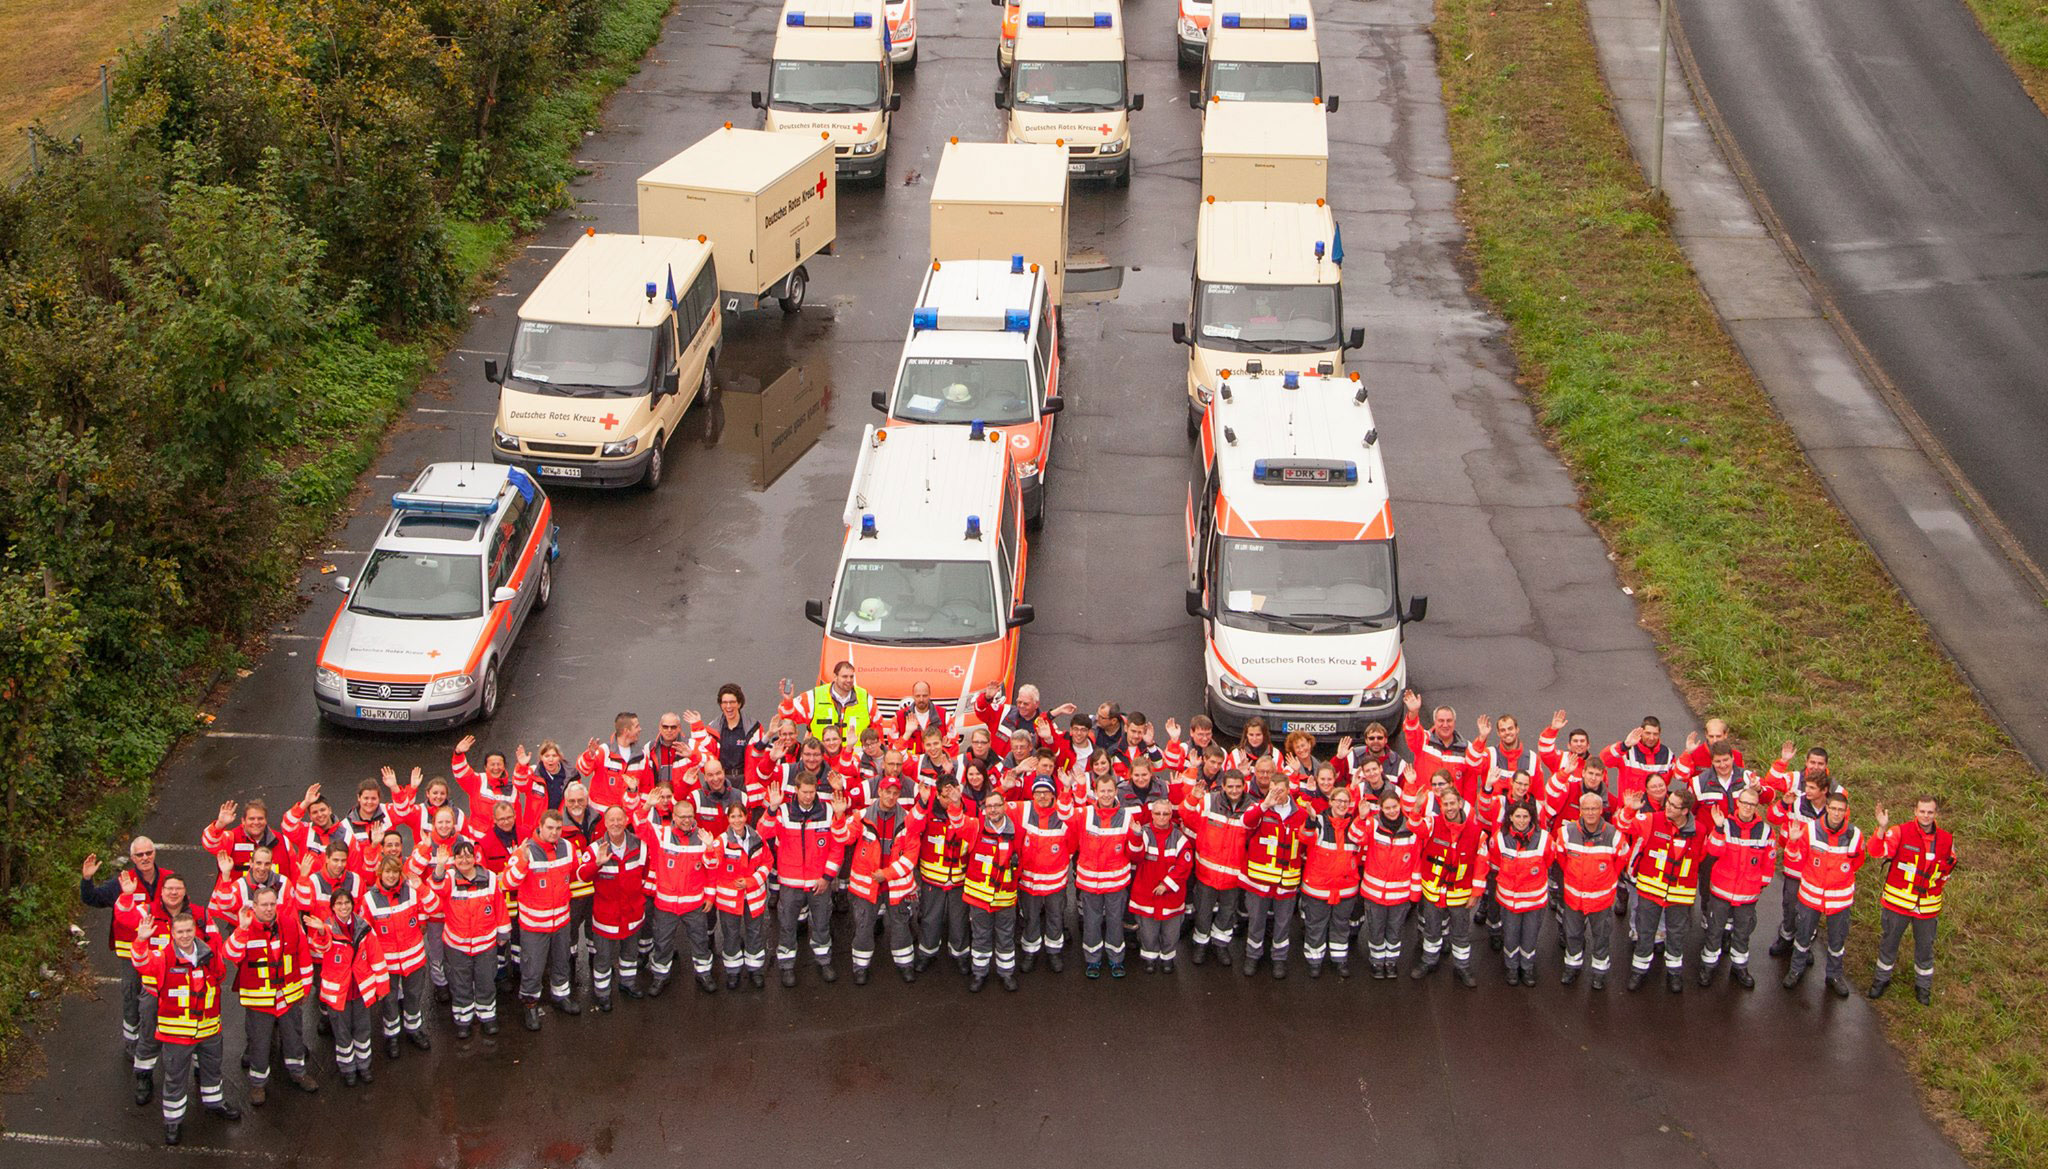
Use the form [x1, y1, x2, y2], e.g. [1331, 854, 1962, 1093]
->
[1, 0, 1962, 1163]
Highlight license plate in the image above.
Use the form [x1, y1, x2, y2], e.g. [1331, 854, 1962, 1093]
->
[1068, 162, 1086, 173]
[539, 465, 583, 479]
[1282, 720, 1338, 735]
[355, 706, 412, 722]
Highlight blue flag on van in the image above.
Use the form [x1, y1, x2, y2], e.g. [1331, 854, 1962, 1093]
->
[1331, 221, 1345, 267]
[665, 265, 678, 307]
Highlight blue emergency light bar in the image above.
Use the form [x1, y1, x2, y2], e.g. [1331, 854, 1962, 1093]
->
[1251, 459, 1358, 485]
[912, 307, 939, 329]
[787, 11, 804, 23]
[1094, 11, 1111, 25]
[860, 513, 879, 538]
[1221, 12, 1239, 25]
[966, 515, 983, 539]
[1004, 308, 1031, 331]
[1290, 13, 1307, 27]
[392, 492, 498, 516]
[1011, 254, 1025, 273]
[1026, 11, 1044, 24]
[1283, 371, 1300, 389]
[853, 11, 872, 25]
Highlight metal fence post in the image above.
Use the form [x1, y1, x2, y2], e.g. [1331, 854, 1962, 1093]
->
[101, 63, 112, 130]
[26, 129, 38, 176]
[1651, 0, 1669, 195]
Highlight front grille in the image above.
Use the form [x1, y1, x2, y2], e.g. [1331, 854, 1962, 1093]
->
[347, 680, 425, 701]
[1265, 692, 1354, 707]
[1067, 144, 1098, 156]
[525, 441, 596, 456]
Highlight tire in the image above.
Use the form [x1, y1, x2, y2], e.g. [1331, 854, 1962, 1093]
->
[535, 558, 553, 611]
[779, 265, 809, 315]
[476, 661, 500, 723]
[1027, 475, 1047, 532]
[1114, 158, 1131, 189]
[904, 40, 918, 70]
[640, 437, 665, 491]
[691, 355, 716, 411]
[1186, 400, 1204, 441]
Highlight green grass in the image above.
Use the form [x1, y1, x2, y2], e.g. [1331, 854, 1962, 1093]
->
[1435, 0, 2048, 1163]
[1953, 0, 2048, 114]
[0, 0, 178, 178]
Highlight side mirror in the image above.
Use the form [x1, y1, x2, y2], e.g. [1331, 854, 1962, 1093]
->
[1007, 603, 1036, 628]
[1405, 595, 1429, 623]
[492, 586, 518, 605]
[661, 368, 681, 394]
[993, 89, 1009, 109]
[804, 599, 827, 627]
[750, 91, 765, 110]
[1129, 93, 1145, 112]
[483, 358, 501, 384]
[1326, 94, 1340, 113]
[1345, 326, 1366, 351]
[888, 93, 903, 112]
[1170, 321, 1189, 346]
[1185, 588, 1211, 618]
[1040, 396, 1065, 415]
[870, 389, 889, 412]
[1187, 90, 1200, 109]
[335, 576, 352, 594]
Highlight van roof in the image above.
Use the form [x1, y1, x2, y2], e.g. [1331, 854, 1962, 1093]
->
[776, 0, 888, 58]
[1206, 371, 1391, 537]
[519, 234, 710, 328]
[1014, 0, 1124, 59]
[639, 126, 828, 194]
[932, 142, 1069, 207]
[901, 260, 1045, 362]
[1202, 100, 1329, 160]
[380, 463, 521, 550]
[842, 425, 1013, 554]
[1195, 200, 1341, 285]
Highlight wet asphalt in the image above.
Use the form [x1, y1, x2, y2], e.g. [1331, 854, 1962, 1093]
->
[0, 0, 1965, 1164]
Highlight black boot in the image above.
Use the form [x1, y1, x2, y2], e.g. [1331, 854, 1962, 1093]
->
[780, 966, 798, 988]
[134, 1071, 154, 1107]
[969, 973, 988, 993]
[206, 1101, 241, 1122]
[696, 974, 718, 995]
[1334, 961, 1351, 979]
[407, 1029, 431, 1051]
[1699, 964, 1716, 987]
[523, 1004, 543, 1031]
[1590, 972, 1606, 990]
[1454, 966, 1476, 988]
[817, 963, 837, 984]
[901, 965, 917, 984]
[749, 970, 766, 989]
[1783, 965, 1808, 989]
[554, 996, 581, 1015]
[1627, 971, 1647, 992]
[1047, 952, 1064, 974]
[1732, 965, 1755, 989]
[1915, 985, 1931, 1005]
[1827, 975, 1854, 999]
[1190, 945, 1207, 966]
[385, 1036, 401, 1060]
[853, 967, 870, 985]
[1867, 978, 1890, 1000]
[1666, 972, 1684, 994]
[1411, 959, 1438, 980]
[620, 981, 644, 1000]
[1561, 966, 1580, 986]
[1020, 954, 1037, 973]
[595, 995, 614, 1013]
[164, 1123, 182, 1146]
[1000, 973, 1018, 992]
[1768, 934, 1793, 958]
[481, 1017, 500, 1036]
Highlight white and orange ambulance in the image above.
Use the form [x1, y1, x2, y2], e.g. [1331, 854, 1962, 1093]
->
[1185, 368, 1427, 739]
[805, 425, 1035, 724]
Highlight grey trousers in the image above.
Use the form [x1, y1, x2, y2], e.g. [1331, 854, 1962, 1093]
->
[1362, 901, 1411, 968]
[119, 963, 143, 1049]
[1699, 894, 1758, 968]
[1300, 897, 1355, 968]
[968, 905, 1017, 976]
[446, 945, 498, 1024]
[1562, 904, 1615, 973]
[1190, 882, 1241, 952]
[776, 884, 835, 968]
[1078, 889, 1130, 967]
[158, 1036, 224, 1126]
[1631, 897, 1692, 975]
[592, 928, 643, 1000]
[424, 921, 447, 990]
[850, 897, 915, 971]
[325, 998, 374, 1073]
[1776, 873, 1802, 941]
[519, 925, 573, 1004]
[133, 993, 163, 1073]
[648, 907, 714, 982]
[381, 965, 427, 1036]
[1501, 907, 1544, 974]
[1790, 903, 1852, 980]
[1135, 913, 1182, 962]
[1019, 890, 1067, 956]
[243, 1006, 307, 1087]
[1874, 907, 1939, 989]
[1244, 892, 1298, 962]
[717, 909, 767, 971]
[916, 880, 968, 961]
[1420, 902, 1473, 969]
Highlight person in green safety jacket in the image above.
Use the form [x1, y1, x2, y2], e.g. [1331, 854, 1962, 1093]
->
[779, 662, 876, 745]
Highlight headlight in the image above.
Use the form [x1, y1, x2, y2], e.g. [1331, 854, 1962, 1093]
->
[315, 666, 344, 691]
[429, 674, 475, 696]
[601, 435, 639, 457]
[1017, 460, 1041, 478]
[493, 428, 520, 452]
[1195, 382, 1215, 404]
[851, 140, 881, 156]
[1362, 681, 1401, 707]
[1218, 676, 1257, 702]
[1098, 137, 1126, 156]
[894, 19, 915, 37]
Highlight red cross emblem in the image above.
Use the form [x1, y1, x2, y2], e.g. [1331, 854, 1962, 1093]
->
[426, 649, 441, 659]
[1361, 657, 1376, 669]
[599, 412, 620, 430]
[1097, 123, 1112, 135]
[816, 172, 829, 197]
[947, 665, 966, 678]
[853, 123, 867, 134]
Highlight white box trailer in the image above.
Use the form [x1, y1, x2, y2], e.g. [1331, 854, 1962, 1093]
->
[929, 140, 1071, 305]
[1199, 100, 1328, 203]
[638, 125, 838, 313]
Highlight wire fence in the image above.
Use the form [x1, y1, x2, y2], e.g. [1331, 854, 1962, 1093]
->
[2, 62, 118, 184]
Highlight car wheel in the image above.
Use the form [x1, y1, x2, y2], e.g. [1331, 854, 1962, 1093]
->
[1028, 474, 1047, 531]
[905, 40, 918, 69]
[1186, 400, 1203, 441]
[1114, 159, 1131, 189]
[535, 557, 553, 611]
[641, 437, 664, 491]
[696, 355, 717, 410]
[779, 266, 808, 315]
[477, 661, 500, 722]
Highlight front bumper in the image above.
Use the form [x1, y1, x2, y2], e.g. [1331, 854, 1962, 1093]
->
[315, 688, 481, 733]
[493, 447, 652, 488]
[890, 31, 915, 61]
[836, 146, 888, 182]
[1064, 151, 1130, 180]
[1204, 688, 1404, 742]
[1177, 19, 1207, 61]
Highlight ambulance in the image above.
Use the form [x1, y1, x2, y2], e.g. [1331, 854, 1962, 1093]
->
[871, 258, 1064, 526]
[1190, 0, 1330, 109]
[886, 0, 918, 67]
[804, 424, 1036, 723]
[1172, 198, 1363, 436]
[753, 0, 900, 183]
[1176, 0, 1213, 67]
[1185, 368, 1427, 739]
[489, 231, 719, 489]
[997, 0, 1144, 186]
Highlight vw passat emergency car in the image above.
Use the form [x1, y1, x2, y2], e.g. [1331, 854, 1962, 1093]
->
[1186, 369, 1426, 739]
[871, 257, 1064, 526]
[997, 0, 1144, 186]
[804, 424, 1035, 724]
[316, 464, 559, 732]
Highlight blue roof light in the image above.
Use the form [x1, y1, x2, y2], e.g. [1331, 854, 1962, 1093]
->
[1011, 253, 1025, 274]
[1283, 371, 1299, 389]
[1288, 12, 1306, 27]
[786, 11, 804, 24]
[1220, 12, 1240, 25]
[966, 514, 983, 539]
[853, 11, 872, 25]
[1093, 11, 1111, 25]
[1314, 240, 1326, 259]
[644, 281, 657, 299]
[860, 513, 878, 538]
[912, 306, 939, 329]
[1003, 308, 1031, 331]
[392, 492, 498, 516]
[1026, 11, 1045, 25]
[970, 420, 987, 440]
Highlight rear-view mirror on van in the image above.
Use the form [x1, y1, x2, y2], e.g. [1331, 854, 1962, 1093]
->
[1327, 95, 1340, 113]
[661, 368, 681, 395]
[1346, 326, 1366, 351]
[1188, 90, 1200, 109]
[1405, 595, 1429, 623]
[871, 389, 889, 412]
[1170, 321, 1189, 346]
[889, 93, 903, 112]
[1130, 93, 1145, 112]
[483, 358, 501, 384]
[1008, 603, 1036, 628]
[1040, 396, 1065, 415]
[804, 599, 827, 627]
[749, 91, 765, 109]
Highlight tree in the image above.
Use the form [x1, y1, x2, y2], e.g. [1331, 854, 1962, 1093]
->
[0, 573, 86, 892]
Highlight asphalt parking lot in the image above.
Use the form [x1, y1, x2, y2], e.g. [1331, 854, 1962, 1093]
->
[0, 0, 1965, 1163]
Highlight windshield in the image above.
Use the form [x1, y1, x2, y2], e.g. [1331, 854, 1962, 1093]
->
[1194, 281, 1341, 352]
[509, 321, 655, 396]
[771, 60, 884, 110]
[891, 357, 1037, 425]
[1205, 60, 1322, 103]
[349, 550, 484, 620]
[832, 559, 1000, 644]
[1010, 60, 1127, 110]
[1216, 538, 1396, 633]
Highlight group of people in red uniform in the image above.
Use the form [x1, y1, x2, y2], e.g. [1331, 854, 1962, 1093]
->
[78, 677, 1958, 1146]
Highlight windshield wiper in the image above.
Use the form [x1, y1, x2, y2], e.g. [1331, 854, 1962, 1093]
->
[348, 603, 408, 619]
[807, 101, 877, 112]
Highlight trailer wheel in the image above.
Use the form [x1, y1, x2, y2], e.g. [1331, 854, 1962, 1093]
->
[779, 266, 809, 315]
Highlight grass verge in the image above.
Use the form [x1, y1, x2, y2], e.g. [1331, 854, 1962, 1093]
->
[2, 0, 673, 1070]
[1434, 0, 2048, 1163]
[1955, 0, 2048, 115]
[0, 0, 179, 178]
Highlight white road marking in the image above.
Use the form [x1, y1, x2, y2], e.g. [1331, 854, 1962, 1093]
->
[2, 1131, 282, 1161]
[414, 408, 496, 417]
[203, 733, 327, 743]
